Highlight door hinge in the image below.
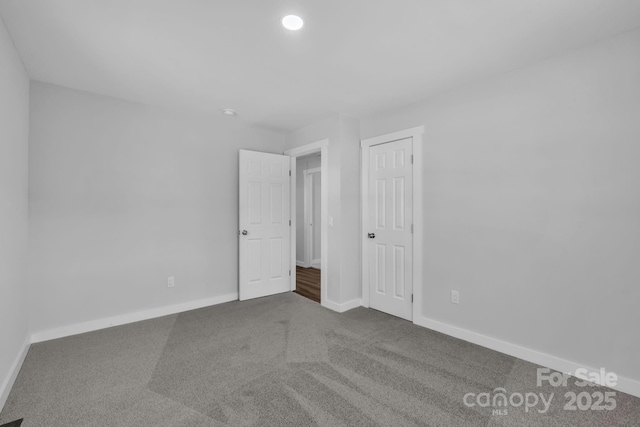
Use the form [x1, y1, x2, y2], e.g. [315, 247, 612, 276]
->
[411, 154, 414, 164]
[289, 170, 291, 176]
[289, 270, 291, 276]
[289, 220, 291, 226]
[411, 294, 414, 303]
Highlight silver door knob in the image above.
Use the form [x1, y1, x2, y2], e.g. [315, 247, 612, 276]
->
[241, 230, 248, 235]
[368, 233, 375, 239]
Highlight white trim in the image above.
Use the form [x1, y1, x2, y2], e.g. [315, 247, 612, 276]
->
[415, 315, 640, 399]
[360, 126, 424, 323]
[0, 336, 30, 412]
[322, 298, 362, 313]
[296, 260, 308, 268]
[30, 293, 238, 343]
[320, 152, 328, 309]
[412, 131, 424, 323]
[361, 126, 425, 148]
[361, 141, 370, 308]
[310, 259, 321, 269]
[617, 376, 640, 399]
[290, 159, 297, 291]
[285, 140, 329, 307]
[285, 139, 328, 157]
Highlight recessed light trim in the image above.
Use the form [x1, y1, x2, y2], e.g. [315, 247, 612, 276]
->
[282, 15, 304, 31]
[222, 108, 237, 116]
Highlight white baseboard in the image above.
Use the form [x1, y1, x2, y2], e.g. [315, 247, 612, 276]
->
[322, 298, 361, 313]
[31, 293, 238, 343]
[616, 376, 640, 399]
[296, 260, 308, 267]
[0, 336, 30, 412]
[414, 315, 640, 399]
[311, 259, 321, 269]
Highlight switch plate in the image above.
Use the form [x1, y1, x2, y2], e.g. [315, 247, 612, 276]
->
[168, 276, 175, 288]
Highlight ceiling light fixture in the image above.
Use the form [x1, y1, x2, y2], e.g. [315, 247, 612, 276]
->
[222, 108, 237, 116]
[282, 15, 304, 31]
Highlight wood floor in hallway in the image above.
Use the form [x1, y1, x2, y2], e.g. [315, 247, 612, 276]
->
[294, 266, 320, 303]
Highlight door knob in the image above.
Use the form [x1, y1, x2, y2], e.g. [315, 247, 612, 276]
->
[368, 233, 375, 239]
[241, 230, 248, 235]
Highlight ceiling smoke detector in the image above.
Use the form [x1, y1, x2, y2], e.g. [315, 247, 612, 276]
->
[222, 108, 237, 116]
[282, 15, 304, 31]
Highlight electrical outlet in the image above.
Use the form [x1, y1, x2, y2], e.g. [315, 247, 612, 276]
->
[451, 290, 459, 304]
[168, 276, 175, 288]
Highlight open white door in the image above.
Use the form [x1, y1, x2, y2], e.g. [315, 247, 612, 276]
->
[239, 150, 291, 301]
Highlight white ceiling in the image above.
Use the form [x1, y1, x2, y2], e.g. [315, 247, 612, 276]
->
[2, 0, 640, 131]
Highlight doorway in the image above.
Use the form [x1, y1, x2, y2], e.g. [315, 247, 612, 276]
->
[238, 141, 328, 305]
[293, 154, 321, 302]
[285, 140, 329, 307]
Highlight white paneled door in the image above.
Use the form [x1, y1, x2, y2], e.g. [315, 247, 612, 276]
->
[367, 138, 413, 320]
[239, 150, 291, 301]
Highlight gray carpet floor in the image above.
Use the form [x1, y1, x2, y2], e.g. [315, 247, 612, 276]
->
[1, 292, 639, 426]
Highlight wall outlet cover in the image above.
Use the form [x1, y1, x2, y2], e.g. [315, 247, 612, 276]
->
[451, 290, 459, 304]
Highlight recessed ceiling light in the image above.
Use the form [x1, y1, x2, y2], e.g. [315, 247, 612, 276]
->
[222, 108, 237, 116]
[282, 15, 304, 31]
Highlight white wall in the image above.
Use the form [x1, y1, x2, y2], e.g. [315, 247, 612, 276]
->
[0, 16, 29, 408]
[361, 29, 640, 383]
[27, 82, 286, 335]
[337, 116, 361, 303]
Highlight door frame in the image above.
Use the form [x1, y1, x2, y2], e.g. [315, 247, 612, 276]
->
[284, 140, 329, 306]
[360, 126, 424, 322]
[303, 167, 321, 269]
